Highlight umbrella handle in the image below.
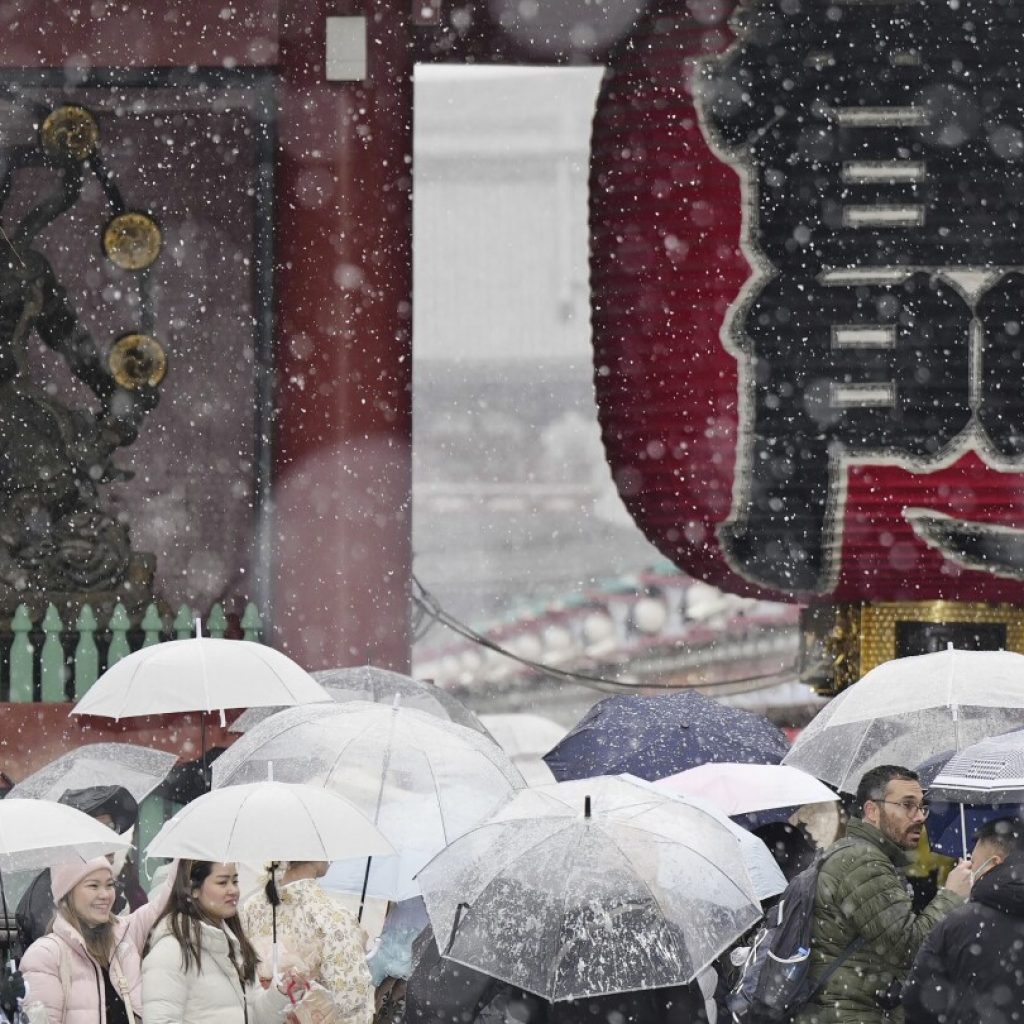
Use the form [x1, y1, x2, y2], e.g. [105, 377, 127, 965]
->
[357, 857, 372, 924]
[444, 901, 470, 956]
[0, 869, 10, 962]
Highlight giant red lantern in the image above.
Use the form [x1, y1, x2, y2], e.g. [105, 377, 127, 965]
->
[591, 0, 1024, 685]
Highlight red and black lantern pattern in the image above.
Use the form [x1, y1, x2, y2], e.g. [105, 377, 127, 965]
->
[591, 0, 1024, 604]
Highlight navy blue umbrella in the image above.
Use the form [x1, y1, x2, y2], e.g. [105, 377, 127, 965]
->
[542, 691, 790, 782]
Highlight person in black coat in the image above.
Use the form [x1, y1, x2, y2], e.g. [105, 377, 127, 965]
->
[751, 821, 818, 883]
[903, 817, 1024, 1024]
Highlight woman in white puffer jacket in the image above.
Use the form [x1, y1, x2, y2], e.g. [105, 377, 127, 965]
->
[142, 860, 305, 1024]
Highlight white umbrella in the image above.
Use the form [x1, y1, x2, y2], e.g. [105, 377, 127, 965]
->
[146, 779, 393, 980]
[145, 780, 393, 863]
[70, 638, 331, 724]
[212, 701, 525, 910]
[6, 743, 177, 806]
[0, 800, 132, 872]
[654, 762, 839, 816]
[0, 799, 132, 934]
[418, 774, 763, 1001]
[784, 648, 1024, 793]
[479, 713, 566, 786]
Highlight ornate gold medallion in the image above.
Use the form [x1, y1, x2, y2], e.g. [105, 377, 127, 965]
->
[103, 212, 162, 270]
[109, 334, 167, 389]
[40, 106, 100, 161]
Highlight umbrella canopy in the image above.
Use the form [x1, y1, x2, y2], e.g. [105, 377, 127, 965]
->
[914, 746, 1022, 856]
[417, 775, 763, 1002]
[6, 743, 177, 811]
[479, 714, 566, 787]
[930, 730, 1024, 804]
[543, 691, 790, 782]
[548, 776, 784, 902]
[784, 649, 1024, 793]
[229, 665, 488, 735]
[70, 638, 331, 721]
[145, 780, 394, 862]
[0, 800, 131, 872]
[212, 701, 525, 901]
[654, 762, 838, 816]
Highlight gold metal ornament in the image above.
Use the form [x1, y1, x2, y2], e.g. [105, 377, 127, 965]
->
[108, 334, 167, 389]
[801, 600, 1024, 694]
[103, 212, 163, 270]
[40, 106, 100, 162]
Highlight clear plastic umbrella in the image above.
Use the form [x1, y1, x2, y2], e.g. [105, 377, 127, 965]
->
[229, 665, 487, 735]
[784, 648, 1024, 793]
[212, 701, 525, 907]
[6, 743, 177, 806]
[503, 775, 785, 902]
[417, 775, 763, 1002]
[479, 713, 566, 786]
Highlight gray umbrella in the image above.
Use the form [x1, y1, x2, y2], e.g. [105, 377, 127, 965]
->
[229, 665, 488, 735]
[6, 743, 177, 809]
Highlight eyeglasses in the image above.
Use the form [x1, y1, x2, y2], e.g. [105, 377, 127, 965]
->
[877, 799, 931, 819]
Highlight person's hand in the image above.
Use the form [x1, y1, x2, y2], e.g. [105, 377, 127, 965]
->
[944, 857, 973, 898]
[277, 969, 310, 1003]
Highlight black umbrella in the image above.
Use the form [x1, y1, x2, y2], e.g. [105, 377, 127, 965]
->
[151, 747, 227, 804]
[58, 785, 139, 833]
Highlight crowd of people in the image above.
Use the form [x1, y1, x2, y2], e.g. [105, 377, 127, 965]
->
[6, 763, 1024, 1024]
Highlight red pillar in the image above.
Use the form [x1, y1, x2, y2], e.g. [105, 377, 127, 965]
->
[273, 1, 413, 670]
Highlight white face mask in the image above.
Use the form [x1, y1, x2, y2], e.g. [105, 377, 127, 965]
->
[970, 855, 999, 886]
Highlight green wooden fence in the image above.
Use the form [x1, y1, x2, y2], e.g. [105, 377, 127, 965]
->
[2, 600, 263, 703]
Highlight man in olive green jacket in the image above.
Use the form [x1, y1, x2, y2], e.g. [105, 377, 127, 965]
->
[793, 765, 972, 1024]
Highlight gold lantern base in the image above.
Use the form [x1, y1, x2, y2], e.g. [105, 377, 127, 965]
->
[800, 601, 1024, 695]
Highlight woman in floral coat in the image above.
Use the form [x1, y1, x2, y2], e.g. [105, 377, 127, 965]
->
[240, 861, 374, 1024]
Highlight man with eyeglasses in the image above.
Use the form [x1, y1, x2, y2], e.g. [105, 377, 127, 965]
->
[793, 765, 972, 1024]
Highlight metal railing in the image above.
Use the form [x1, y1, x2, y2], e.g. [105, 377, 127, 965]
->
[0, 601, 263, 702]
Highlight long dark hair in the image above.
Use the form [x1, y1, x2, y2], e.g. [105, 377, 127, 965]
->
[153, 860, 258, 985]
[263, 862, 282, 909]
[263, 860, 319, 907]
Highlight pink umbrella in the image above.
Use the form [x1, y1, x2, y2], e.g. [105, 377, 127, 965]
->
[653, 762, 838, 816]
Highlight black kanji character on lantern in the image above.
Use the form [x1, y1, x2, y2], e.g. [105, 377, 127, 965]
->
[719, 272, 972, 591]
[695, 0, 1024, 591]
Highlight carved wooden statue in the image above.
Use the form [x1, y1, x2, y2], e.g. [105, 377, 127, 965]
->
[0, 105, 165, 601]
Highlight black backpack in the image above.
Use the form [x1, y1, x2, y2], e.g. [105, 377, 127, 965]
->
[728, 840, 864, 1024]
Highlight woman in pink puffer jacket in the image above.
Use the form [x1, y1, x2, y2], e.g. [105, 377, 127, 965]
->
[19, 854, 170, 1024]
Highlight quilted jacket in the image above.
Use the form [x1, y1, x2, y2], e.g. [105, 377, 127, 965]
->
[20, 875, 170, 1024]
[792, 819, 963, 1024]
